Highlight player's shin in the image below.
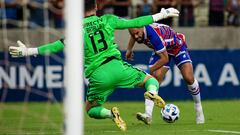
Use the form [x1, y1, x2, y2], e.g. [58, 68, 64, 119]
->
[187, 79, 201, 104]
[145, 99, 154, 117]
[187, 79, 205, 124]
[87, 106, 112, 119]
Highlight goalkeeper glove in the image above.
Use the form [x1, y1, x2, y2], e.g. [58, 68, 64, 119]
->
[9, 40, 38, 57]
[152, 8, 179, 22]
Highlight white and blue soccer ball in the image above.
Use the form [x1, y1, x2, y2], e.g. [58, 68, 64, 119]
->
[161, 104, 180, 123]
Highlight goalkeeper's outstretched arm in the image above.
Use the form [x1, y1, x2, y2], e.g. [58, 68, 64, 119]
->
[9, 38, 65, 57]
[113, 8, 179, 29]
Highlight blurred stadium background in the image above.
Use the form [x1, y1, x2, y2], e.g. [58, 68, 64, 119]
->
[0, 0, 240, 134]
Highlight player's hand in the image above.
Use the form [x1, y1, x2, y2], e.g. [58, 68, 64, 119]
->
[152, 7, 179, 22]
[9, 40, 28, 57]
[125, 50, 134, 61]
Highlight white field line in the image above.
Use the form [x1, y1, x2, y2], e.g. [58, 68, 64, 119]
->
[94, 129, 240, 134]
[2, 132, 62, 135]
[207, 130, 240, 134]
[103, 130, 123, 133]
[103, 129, 240, 134]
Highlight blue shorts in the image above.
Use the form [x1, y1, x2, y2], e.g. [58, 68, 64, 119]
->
[149, 45, 192, 69]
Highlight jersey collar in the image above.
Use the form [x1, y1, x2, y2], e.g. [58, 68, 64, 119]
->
[85, 15, 95, 18]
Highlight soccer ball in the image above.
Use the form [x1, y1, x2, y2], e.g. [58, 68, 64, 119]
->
[161, 104, 180, 123]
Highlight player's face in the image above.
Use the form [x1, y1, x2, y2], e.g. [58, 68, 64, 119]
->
[129, 28, 144, 43]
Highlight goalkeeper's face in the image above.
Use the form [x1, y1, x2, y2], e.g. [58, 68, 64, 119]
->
[129, 28, 144, 43]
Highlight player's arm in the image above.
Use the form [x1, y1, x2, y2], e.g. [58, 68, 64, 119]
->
[147, 28, 169, 74]
[112, 8, 179, 29]
[38, 39, 65, 55]
[150, 50, 168, 74]
[125, 36, 136, 60]
[9, 39, 65, 57]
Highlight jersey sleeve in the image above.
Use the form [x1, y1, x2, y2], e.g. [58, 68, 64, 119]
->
[145, 26, 166, 53]
[38, 38, 65, 55]
[108, 14, 154, 29]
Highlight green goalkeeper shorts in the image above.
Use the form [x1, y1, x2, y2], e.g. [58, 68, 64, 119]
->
[87, 58, 146, 105]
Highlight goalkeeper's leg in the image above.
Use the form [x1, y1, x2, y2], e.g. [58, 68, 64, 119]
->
[136, 68, 167, 125]
[86, 101, 127, 131]
[137, 75, 165, 108]
[141, 76, 166, 108]
[136, 76, 165, 125]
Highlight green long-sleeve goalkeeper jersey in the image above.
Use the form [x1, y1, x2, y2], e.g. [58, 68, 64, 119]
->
[84, 14, 153, 78]
[38, 14, 154, 78]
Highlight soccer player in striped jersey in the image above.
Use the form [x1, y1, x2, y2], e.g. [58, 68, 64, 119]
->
[8, 0, 180, 131]
[127, 23, 205, 124]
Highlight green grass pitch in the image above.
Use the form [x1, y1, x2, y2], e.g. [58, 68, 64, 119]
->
[0, 100, 240, 135]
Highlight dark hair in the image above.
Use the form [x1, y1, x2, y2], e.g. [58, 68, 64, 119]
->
[85, 0, 96, 12]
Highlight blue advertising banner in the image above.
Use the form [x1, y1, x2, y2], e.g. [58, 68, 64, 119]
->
[0, 52, 64, 102]
[0, 49, 240, 101]
[110, 50, 240, 101]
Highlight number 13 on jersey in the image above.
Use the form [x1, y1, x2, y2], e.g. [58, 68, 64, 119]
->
[89, 30, 108, 54]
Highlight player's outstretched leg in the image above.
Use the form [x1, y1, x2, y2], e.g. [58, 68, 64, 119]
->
[87, 104, 127, 131]
[180, 63, 205, 124]
[136, 76, 165, 125]
[188, 79, 205, 124]
[111, 107, 127, 131]
[195, 103, 205, 124]
[136, 112, 152, 125]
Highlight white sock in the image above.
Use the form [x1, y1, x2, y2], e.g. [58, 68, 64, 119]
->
[145, 99, 154, 117]
[188, 79, 201, 104]
[195, 102, 203, 111]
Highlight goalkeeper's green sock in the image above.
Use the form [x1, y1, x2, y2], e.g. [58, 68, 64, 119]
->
[144, 77, 165, 108]
[145, 77, 159, 94]
[87, 106, 112, 119]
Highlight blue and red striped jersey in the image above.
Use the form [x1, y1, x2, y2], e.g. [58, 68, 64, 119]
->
[143, 23, 186, 55]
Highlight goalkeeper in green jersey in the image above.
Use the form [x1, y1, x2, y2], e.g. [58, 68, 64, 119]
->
[9, 0, 179, 131]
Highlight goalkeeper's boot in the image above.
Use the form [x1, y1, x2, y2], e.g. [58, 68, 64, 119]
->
[136, 112, 152, 125]
[195, 104, 205, 124]
[144, 92, 166, 108]
[111, 107, 127, 131]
